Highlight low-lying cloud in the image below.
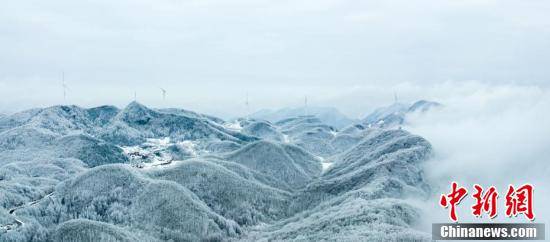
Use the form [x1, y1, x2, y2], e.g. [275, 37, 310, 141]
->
[402, 81, 550, 228]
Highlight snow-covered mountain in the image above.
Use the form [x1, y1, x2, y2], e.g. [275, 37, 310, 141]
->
[224, 140, 322, 189]
[408, 100, 442, 113]
[250, 106, 356, 129]
[100, 101, 256, 146]
[0, 102, 434, 241]
[239, 119, 284, 142]
[363, 102, 409, 127]
[246, 129, 433, 241]
[148, 158, 292, 225]
[362, 100, 442, 128]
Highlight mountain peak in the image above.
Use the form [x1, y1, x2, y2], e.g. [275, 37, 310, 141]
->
[115, 101, 157, 126]
[125, 101, 148, 110]
[250, 106, 355, 129]
[408, 100, 441, 112]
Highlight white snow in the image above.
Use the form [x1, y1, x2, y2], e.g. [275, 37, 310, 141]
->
[321, 162, 333, 171]
[316, 155, 333, 172]
[176, 140, 197, 157]
[146, 137, 171, 146]
[224, 121, 243, 132]
[282, 134, 290, 143]
[121, 137, 198, 169]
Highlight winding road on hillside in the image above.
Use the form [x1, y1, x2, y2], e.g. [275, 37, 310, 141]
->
[1, 192, 54, 232]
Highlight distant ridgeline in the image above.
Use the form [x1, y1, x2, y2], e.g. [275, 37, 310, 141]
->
[0, 100, 438, 241]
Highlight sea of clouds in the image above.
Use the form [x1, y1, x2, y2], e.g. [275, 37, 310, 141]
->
[401, 81, 550, 228]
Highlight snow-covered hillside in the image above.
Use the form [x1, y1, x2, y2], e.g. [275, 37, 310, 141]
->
[0, 102, 433, 242]
[362, 100, 441, 128]
[250, 106, 356, 129]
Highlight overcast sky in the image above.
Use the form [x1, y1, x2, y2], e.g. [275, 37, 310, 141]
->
[1, 0, 549, 118]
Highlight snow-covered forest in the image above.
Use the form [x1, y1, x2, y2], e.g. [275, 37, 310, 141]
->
[0, 100, 439, 241]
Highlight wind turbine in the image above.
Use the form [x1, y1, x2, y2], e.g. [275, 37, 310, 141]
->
[245, 92, 250, 119]
[160, 88, 166, 101]
[61, 72, 68, 103]
[134, 91, 137, 102]
[304, 95, 308, 116]
[394, 92, 398, 103]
